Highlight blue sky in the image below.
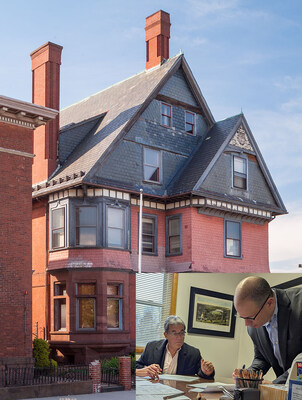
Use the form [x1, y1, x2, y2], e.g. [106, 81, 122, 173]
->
[1, 0, 302, 272]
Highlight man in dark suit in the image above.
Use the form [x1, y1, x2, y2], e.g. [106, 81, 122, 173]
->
[136, 315, 215, 379]
[234, 276, 302, 384]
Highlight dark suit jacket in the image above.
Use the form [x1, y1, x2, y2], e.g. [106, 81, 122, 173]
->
[248, 287, 302, 384]
[136, 339, 215, 379]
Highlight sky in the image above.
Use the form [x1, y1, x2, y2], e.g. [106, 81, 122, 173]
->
[1, 0, 302, 272]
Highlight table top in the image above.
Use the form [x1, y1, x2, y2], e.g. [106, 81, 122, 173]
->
[149, 377, 229, 400]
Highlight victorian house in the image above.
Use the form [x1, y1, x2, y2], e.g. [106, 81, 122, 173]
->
[31, 10, 286, 363]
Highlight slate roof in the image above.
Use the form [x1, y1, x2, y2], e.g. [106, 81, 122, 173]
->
[167, 114, 242, 195]
[53, 54, 187, 182]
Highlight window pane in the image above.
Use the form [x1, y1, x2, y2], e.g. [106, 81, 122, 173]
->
[142, 218, 154, 235]
[76, 207, 96, 226]
[107, 299, 120, 328]
[52, 229, 65, 248]
[162, 115, 170, 127]
[142, 234, 154, 252]
[186, 112, 194, 124]
[78, 298, 95, 328]
[52, 208, 64, 229]
[227, 221, 240, 240]
[76, 227, 97, 246]
[169, 218, 180, 235]
[234, 157, 246, 174]
[144, 165, 159, 182]
[108, 208, 123, 229]
[226, 238, 240, 256]
[145, 148, 159, 166]
[78, 283, 96, 295]
[108, 227, 123, 247]
[234, 175, 246, 189]
[169, 236, 180, 253]
[185, 123, 193, 134]
[161, 103, 170, 117]
[107, 284, 120, 296]
[55, 299, 66, 331]
[136, 303, 162, 347]
[54, 283, 66, 296]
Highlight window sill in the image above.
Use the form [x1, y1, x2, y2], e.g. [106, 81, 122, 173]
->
[166, 252, 183, 257]
[142, 252, 158, 257]
[224, 255, 242, 260]
[143, 179, 162, 185]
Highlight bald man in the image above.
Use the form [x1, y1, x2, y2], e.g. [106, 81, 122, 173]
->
[234, 276, 302, 384]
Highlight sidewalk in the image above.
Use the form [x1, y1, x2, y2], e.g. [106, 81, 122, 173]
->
[23, 390, 136, 400]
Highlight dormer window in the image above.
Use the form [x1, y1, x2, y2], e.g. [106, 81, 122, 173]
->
[233, 156, 247, 190]
[144, 147, 161, 183]
[185, 111, 195, 134]
[161, 102, 171, 127]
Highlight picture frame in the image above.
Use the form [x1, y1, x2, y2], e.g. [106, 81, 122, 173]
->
[188, 286, 236, 338]
[288, 380, 302, 400]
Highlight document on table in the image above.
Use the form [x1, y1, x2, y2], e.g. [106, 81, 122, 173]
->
[136, 396, 190, 400]
[188, 382, 235, 392]
[136, 379, 184, 396]
[159, 373, 200, 382]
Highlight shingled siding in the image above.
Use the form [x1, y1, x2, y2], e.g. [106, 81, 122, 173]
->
[200, 152, 277, 206]
[159, 68, 198, 107]
[96, 140, 186, 195]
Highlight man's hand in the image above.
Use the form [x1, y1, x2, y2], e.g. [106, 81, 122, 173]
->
[201, 358, 214, 376]
[136, 364, 162, 380]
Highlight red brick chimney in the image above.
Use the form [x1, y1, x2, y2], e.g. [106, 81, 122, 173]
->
[30, 42, 63, 184]
[145, 10, 171, 70]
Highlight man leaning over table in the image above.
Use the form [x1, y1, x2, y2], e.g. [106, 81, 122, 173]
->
[136, 315, 215, 380]
[233, 276, 302, 384]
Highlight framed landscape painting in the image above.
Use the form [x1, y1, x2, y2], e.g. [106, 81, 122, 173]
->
[188, 287, 236, 338]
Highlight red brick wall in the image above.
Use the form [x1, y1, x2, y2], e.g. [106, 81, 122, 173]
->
[190, 208, 269, 272]
[0, 122, 33, 363]
[130, 205, 269, 273]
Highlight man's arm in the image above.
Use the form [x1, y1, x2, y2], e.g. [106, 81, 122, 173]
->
[248, 343, 271, 376]
[196, 352, 215, 379]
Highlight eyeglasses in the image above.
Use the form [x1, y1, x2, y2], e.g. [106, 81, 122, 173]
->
[237, 294, 271, 321]
[167, 330, 186, 337]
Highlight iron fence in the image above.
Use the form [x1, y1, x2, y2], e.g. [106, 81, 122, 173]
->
[0, 365, 90, 387]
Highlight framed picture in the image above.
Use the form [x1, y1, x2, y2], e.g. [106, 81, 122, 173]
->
[188, 286, 236, 338]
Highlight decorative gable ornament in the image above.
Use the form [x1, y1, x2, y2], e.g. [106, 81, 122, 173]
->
[230, 125, 254, 152]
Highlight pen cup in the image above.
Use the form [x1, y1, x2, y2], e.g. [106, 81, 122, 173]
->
[235, 378, 263, 389]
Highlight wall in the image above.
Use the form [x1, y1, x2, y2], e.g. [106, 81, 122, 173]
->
[0, 122, 33, 365]
[175, 273, 302, 380]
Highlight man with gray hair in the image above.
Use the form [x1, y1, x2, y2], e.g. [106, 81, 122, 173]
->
[233, 276, 302, 384]
[136, 315, 214, 379]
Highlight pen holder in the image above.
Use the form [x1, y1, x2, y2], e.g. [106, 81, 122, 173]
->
[235, 378, 263, 389]
[234, 388, 261, 400]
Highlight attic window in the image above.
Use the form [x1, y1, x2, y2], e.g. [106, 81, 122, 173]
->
[144, 147, 161, 183]
[233, 156, 247, 190]
[185, 111, 195, 134]
[161, 102, 171, 127]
